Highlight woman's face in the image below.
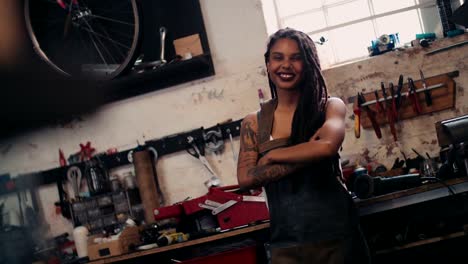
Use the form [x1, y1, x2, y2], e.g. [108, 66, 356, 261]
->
[267, 38, 304, 91]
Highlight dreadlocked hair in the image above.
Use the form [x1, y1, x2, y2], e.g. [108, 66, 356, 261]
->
[264, 28, 328, 145]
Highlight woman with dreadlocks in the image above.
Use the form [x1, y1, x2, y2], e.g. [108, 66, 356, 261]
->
[237, 28, 370, 263]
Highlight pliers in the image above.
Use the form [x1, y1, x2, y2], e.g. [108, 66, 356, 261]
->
[389, 82, 398, 121]
[381, 82, 397, 141]
[374, 90, 384, 113]
[419, 69, 433, 106]
[358, 93, 382, 139]
[408, 78, 422, 114]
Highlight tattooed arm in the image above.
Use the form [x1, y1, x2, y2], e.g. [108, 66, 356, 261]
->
[260, 97, 346, 165]
[237, 113, 301, 189]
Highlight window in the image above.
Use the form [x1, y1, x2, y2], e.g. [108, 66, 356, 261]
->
[264, 0, 464, 68]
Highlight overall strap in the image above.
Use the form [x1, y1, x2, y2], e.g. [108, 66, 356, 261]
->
[257, 99, 277, 145]
[256, 99, 290, 155]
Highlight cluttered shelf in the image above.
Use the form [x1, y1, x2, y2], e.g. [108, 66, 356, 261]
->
[85, 177, 468, 263]
[88, 222, 270, 264]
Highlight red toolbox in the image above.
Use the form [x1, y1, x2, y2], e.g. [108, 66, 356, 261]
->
[182, 185, 269, 230]
[154, 185, 269, 230]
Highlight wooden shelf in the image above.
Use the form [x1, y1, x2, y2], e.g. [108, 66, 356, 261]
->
[108, 53, 215, 102]
[88, 222, 270, 264]
[375, 230, 466, 255]
[355, 177, 468, 208]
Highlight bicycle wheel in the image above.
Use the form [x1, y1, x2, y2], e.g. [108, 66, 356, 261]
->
[25, 0, 141, 80]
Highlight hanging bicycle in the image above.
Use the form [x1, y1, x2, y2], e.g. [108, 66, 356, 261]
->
[25, 0, 141, 80]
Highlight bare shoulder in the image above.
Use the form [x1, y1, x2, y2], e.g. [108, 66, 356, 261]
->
[241, 112, 259, 132]
[325, 97, 346, 118]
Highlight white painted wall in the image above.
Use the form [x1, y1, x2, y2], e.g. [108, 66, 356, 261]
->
[0, 0, 270, 237]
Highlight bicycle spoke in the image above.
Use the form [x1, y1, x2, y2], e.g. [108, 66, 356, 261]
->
[92, 7, 133, 15]
[83, 20, 120, 65]
[102, 28, 134, 40]
[84, 25, 109, 66]
[90, 0, 132, 14]
[87, 26, 116, 64]
[79, 26, 131, 50]
[88, 14, 134, 26]
[77, 28, 93, 64]
[93, 21, 126, 60]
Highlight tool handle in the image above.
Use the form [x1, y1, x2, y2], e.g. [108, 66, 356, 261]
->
[424, 91, 433, 106]
[367, 110, 382, 139]
[374, 91, 383, 113]
[409, 92, 421, 114]
[387, 109, 397, 141]
[353, 108, 361, 138]
[413, 93, 422, 113]
[391, 97, 398, 120]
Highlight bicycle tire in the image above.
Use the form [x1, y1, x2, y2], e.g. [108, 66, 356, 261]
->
[25, 0, 141, 80]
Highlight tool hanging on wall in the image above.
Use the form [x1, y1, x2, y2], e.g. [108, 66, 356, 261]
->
[374, 90, 383, 113]
[353, 94, 361, 138]
[408, 78, 422, 114]
[226, 128, 238, 163]
[389, 82, 398, 121]
[204, 127, 224, 163]
[358, 93, 381, 139]
[395, 74, 404, 111]
[419, 69, 433, 106]
[66, 166, 82, 200]
[381, 82, 397, 141]
[186, 136, 222, 188]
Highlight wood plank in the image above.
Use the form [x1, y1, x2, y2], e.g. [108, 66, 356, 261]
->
[355, 177, 468, 207]
[375, 231, 466, 254]
[88, 222, 270, 264]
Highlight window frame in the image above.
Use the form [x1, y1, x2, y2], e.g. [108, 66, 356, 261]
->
[270, 0, 449, 68]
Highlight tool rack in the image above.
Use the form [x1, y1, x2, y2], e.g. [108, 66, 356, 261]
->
[353, 71, 458, 129]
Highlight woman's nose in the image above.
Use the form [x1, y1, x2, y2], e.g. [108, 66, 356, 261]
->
[281, 60, 292, 69]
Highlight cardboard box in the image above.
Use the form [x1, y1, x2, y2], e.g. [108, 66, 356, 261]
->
[173, 34, 203, 57]
[87, 226, 140, 260]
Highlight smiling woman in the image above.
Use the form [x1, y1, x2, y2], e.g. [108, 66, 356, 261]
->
[237, 28, 371, 263]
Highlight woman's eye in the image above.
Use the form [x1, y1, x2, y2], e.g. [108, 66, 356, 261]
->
[291, 56, 302, 61]
[272, 56, 282, 61]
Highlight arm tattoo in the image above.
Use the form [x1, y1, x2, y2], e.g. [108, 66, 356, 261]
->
[240, 120, 257, 152]
[247, 163, 301, 188]
[238, 117, 302, 188]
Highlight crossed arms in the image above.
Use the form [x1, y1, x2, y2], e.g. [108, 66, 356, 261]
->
[236, 97, 346, 189]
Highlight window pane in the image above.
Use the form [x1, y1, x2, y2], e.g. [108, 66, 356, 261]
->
[276, 0, 323, 17]
[373, 0, 416, 14]
[330, 21, 375, 62]
[282, 11, 327, 33]
[309, 32, 335, 69]
[375, 10, 422, 45]
[327, 0, 370, 26]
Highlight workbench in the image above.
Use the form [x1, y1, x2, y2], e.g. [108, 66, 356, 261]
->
[88, 177, 468, 264]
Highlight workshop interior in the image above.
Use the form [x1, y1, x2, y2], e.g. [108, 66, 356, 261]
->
[1, 0, 468, 263]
